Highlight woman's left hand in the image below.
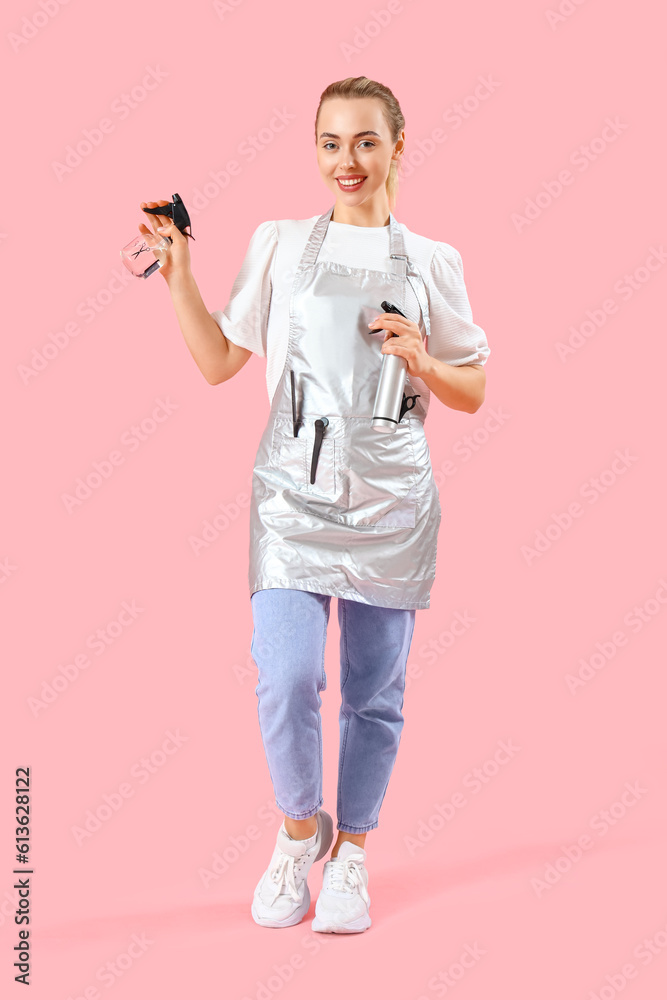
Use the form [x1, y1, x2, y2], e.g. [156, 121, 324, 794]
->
[368, 314, 431, 379]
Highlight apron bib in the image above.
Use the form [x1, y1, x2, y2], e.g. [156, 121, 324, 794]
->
[248, 205, 442, 610]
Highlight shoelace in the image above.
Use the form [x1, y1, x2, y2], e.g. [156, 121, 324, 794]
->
[327, 854, 370, 906]
[269, 852, 304, 904]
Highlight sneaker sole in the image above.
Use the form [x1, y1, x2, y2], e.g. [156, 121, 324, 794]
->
[311, 912, 371, 933]
[251, 885, 311, 928]
[251, 809, 335, 928]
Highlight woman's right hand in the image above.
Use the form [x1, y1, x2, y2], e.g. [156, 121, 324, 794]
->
[139, 200, 192, 282]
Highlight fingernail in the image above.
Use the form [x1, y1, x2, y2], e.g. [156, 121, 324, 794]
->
[157, 225, 170, 232]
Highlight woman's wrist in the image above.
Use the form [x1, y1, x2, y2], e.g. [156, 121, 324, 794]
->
[164, 266, 195, 293]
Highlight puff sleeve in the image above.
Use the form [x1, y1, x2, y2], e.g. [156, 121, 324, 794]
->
[425, 243, 490, 367]
[209, 220, 278, 358]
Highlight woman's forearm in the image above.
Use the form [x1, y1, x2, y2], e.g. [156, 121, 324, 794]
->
[164, 269, 237, 385]
[419, 357, 486, 413]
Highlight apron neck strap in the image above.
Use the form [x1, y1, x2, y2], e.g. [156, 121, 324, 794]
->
[298, 204, 407, 270]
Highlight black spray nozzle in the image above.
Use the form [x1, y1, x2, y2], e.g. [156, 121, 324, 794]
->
[380, 300, 406, 317]
[368, 300, 407, 336]
[142, 193, 195, 240]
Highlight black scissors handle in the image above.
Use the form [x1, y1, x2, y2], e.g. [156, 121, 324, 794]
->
[399, 393, 420, 421]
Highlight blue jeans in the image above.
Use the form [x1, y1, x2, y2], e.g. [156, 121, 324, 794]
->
[250, 588, 416, 834]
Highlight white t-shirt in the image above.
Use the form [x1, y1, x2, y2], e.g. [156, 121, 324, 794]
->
[210, 216, 490, 408]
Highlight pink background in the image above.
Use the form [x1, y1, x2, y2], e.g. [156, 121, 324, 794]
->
[2, 0, 666, 996]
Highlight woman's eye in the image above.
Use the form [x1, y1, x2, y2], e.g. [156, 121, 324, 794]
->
[322, 141, 375, 150]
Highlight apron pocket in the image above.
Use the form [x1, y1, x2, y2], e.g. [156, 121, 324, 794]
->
[338, 416, 418, 528]
[264, 414, 417, 530]
[268, 416, 342, 514]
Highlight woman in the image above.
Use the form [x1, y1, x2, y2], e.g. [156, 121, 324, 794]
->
[140, 76, 490, 934]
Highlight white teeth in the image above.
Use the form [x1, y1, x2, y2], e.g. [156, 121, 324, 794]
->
[338, 177, 365, 186]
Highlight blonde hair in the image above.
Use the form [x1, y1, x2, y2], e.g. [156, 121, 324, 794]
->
[314, 76, 405, 210]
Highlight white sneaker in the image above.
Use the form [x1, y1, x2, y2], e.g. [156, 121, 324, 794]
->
[251, 809, 334, 928]
[311, 840, 372, 933]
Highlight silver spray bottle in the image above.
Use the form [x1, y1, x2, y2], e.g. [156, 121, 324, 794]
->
[370, 300, 420, 433]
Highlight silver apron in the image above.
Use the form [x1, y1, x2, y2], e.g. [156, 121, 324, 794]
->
[248, 205, 442, 610]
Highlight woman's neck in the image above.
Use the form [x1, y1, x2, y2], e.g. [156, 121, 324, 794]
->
[331, 202, 391, 227]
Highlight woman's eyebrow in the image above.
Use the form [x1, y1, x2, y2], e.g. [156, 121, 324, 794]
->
[318, 130, 381, 140]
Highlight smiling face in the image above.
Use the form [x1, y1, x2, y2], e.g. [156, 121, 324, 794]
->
[316, 97, 404, 217]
